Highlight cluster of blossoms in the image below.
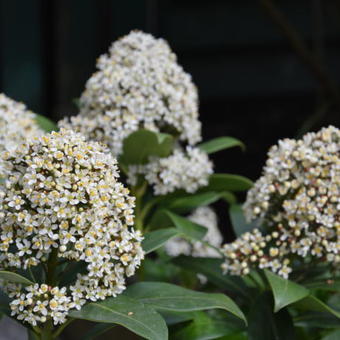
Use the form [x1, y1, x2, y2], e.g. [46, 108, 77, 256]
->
[128, 146, 213, 195]
[0, 93, 43, 176]
[60, 31, 212, 195]
[0, 129, 144, 325]
[222, 126, 339, 278]
[165, 206, 222, 258]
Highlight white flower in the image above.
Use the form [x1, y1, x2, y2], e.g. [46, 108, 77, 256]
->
[59, 30, 201, 156]
[1, 129, 144, 325]
[222, 126, 340, 278]
[0, 93, 43, 176]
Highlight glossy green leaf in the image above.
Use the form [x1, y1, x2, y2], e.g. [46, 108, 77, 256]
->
[34, 114, 58, 132]
[198, 137, 245, 154]
[69, 295, 168, 340]
[165, 211, 207, 241]
[172, 311, 240, 340]
[125, 282, 246, 324]
[83, 323, 115, 340]
[142, 228, 179, 254]
[229, 204, 258, 237]
[294, 296, 340, 319]
[120, 129, 174, 165]
[248, 292, 295, 340]
[172, 256, 248, 297]
[202, 174, 253, 192]
[264, 270, 309, 312]
[167, 192, 223, 213]
[0, 271, 33, 286]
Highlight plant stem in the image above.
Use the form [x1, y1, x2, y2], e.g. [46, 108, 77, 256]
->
[46, 248, 58, 286]
[40, 319, 54, 340]
[132, 181, 147, 230]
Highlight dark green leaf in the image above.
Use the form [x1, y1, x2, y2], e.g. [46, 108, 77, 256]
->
[172, 311, 239, 340]
[322, 329, 340, 340]
[305, 279, 340, 291]
[0, 271, 33, 286]
[167, 192, 224, 214]
[294, 312, 340, 329]
[172, 256, 248, 297]
[27, 330, 40, 340]
[201, 174, 253, 193]
[160, 311, 196, 325]
[34, 114, 58, 132]
[229, 204, 258, 237]
[83, 323, 115, 340]
[69, 295, 168, 340]
[264, 270, 309, 312]
[120, 129, 173, 165]
[294, 296, 340, 319]
[165, 211, 207, 241]
[142, 228, 179, 254]
[125, 282, 246, 324]
[248, 292, 295, 340]
[198, 137, 245, 154]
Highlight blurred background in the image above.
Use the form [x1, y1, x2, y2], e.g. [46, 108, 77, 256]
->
[0, 1, 340, 339]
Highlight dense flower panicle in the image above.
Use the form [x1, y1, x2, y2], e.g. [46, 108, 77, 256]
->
[0, 93, 43, 176]
[165, 206, 222, 258]
[0, 129, 144, 325]
[60, 30, 201, 157]
[222, 126, 340, 278]
[128, 146, 213, 195]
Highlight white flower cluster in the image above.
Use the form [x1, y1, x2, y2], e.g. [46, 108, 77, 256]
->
[165, 206, 222, 258]
[128, 146, 213, 195]
[0, 129, 144, 325]
[222, 126, 339, 278]
[60, 30, 201, 156]
[0, 93, 43, 176]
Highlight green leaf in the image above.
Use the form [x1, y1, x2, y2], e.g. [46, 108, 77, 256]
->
[172, 256, 249, 298]
[167, 192, 222, 213]
[34, 114, 58, 132]
[69, 295, 168, 340]
[294, 296, 340, 319]
[264, 270, 309, 312]
[229, 204, 258, 237]
[322, 329, 340, 340]
[125, 282, 246, 324]
[142, 228, 179, 254]
[201, 174, 253, 193]
[165, 211, 207, 241]
[294, 312, 340, 329]
[83, 323, 115, 340]
[172, 311, 241, 340]
[305, 279, 340, 291]
[120, 129, 174, 165]
[248, 292, 295, 340]
[0, 271, 33, 286]
[160, 311, 196, 326]
[27, 330, 40, 340]
[198, 137, 245, 154]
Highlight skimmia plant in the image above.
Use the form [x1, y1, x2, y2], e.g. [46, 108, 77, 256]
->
[0, 30, 339, 340]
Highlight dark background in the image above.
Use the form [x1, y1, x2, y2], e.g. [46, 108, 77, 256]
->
[0, 1, 340, 338]
[1, 0, 340, 181]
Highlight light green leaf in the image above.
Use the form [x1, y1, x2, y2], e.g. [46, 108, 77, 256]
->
[294, 295, 340, 319]
[83, 323, 115, 340]
[0, 271, 33, 286]
[248, 292, 295, 340]
[69, 295, 168, 340]
[34, 114, 58, 132]
[165, 211, 207, 241]
[229, 204, 258, 237]
[264, 269, 309, 312]
[198, 137, 245, 154]
[201, 174, 253, 192]
[120, 129, 174, 165]
[125, 282, 246, 324]
[142, 228, 179, 254]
